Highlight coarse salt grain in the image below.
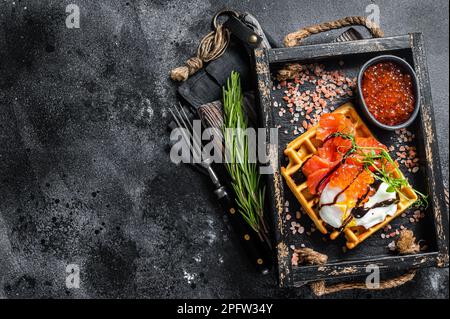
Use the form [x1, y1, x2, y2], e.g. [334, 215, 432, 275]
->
[388, 241, 396, 251]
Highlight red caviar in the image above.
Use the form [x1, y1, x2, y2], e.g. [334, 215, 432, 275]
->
[362, 61, 415, 126]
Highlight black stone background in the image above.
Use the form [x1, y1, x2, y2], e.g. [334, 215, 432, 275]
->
[0, 0, 448, 299]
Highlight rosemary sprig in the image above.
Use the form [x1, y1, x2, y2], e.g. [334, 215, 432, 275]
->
[331, 132, 428, 208]
[222, 71, 270, 244]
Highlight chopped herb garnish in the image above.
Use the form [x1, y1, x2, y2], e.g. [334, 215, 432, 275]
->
[330, 132, 428, 208]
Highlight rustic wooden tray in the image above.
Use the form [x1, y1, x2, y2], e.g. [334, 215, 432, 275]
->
[254, 33, 449, 287]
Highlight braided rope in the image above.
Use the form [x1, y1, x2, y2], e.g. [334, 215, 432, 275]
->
[294, 229, 418, 297]
[310, 270, 416, 297]
[170, 25, 230, 81]
[170, 9, 239, 82]
[284, 16, 384, 47]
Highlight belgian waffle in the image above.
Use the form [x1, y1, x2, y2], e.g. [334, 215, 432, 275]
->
[281, 103, 418, 249]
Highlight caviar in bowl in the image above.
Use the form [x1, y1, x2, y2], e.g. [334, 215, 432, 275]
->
[357, 55, 420, 131]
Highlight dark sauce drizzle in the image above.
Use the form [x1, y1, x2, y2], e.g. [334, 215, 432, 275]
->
[313, 148, 358, 194]
[301, 135, 400, 230]
[321, 168, 365, 207]
[315, 162, 341, 194]
[311, 134, 359, 194]
[352, 194, 400, 219]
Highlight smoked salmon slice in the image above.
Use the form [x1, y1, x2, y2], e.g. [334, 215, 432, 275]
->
[302, 155, 330, 177]
[355, 137, 386, 151]
[303, 136, 354, 194]
[316, 113, 355, 141]
[307, 168, 331, 195]
[318, 136, 353, 162]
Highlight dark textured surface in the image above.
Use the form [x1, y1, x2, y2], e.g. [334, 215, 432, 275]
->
[0, 0, 448, 299]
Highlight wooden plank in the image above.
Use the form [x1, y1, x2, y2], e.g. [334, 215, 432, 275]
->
[254, 48, 292, 287]
[410, 33, 449, 268]
[268, 35, 412, 64]
[292, 252, 438, 283]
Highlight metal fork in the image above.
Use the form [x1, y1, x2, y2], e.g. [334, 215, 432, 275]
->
[169, 103, 223, 192]
[169, 103, 271, 275]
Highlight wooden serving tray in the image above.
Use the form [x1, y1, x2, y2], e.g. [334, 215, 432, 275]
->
[254, 33, 449, 287]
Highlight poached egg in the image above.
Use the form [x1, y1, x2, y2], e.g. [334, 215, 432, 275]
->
[319, 182, 398, 229]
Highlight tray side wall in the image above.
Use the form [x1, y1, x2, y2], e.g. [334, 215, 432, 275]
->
[411, 33, 449, 267]
[254, 48, 291, 287]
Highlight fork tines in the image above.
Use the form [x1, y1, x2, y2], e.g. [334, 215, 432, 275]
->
[169, 103, 202, 163]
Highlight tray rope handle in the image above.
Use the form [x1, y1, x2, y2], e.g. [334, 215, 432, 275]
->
[170, 9, 239, 82]
[283, 16, 384, 47]
[296, 230, 419, 297]
[278, 16, 384, 81]
[310, 269, 416, 297]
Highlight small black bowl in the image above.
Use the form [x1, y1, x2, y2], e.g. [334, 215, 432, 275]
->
[357, 55, 420, 131]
